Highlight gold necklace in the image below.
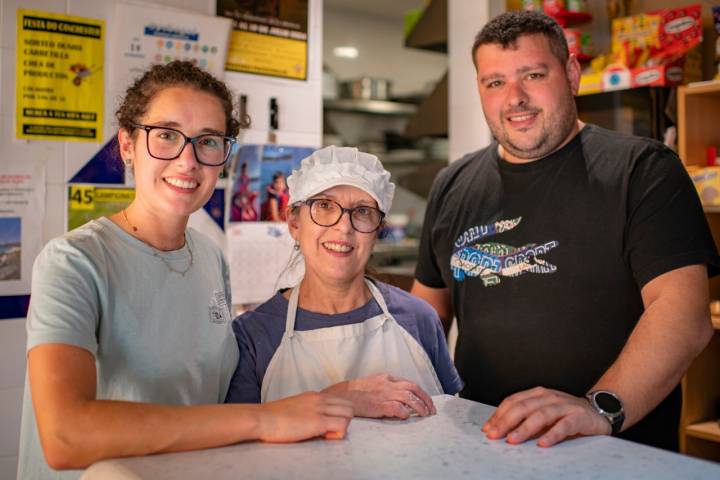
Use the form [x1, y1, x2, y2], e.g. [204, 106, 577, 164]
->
[121, 209, 194, 276]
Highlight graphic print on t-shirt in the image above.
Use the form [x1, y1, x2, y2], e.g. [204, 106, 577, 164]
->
[450, 217, 559, 286]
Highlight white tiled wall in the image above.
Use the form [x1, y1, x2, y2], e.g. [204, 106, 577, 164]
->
[0, 1, 324, 478]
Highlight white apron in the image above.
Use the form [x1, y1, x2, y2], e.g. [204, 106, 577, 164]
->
[261, 279, 444, 402]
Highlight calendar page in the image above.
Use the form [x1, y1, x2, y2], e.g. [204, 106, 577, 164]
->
[227, 222, 304, 305]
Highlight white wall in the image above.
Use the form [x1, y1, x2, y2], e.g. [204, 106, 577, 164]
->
[0, 1, 323, 477]
[447, 0, 502, 162]
[324, 6, 446, 97]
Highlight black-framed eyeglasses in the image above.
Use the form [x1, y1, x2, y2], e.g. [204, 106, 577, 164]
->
[132, 123, 236, 167]
[296, 198, 385, 233]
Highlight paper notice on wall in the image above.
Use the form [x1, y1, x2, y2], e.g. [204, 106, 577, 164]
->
[16, 10, 105, 142]
[0, 161, 46, 295]
[110, 3, 232, 101]
[67, 184, 135, 231]
[227, 222, 304, 305]
[218, 0, 309, 80]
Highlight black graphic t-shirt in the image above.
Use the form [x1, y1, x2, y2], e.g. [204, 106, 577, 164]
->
[416, 124, 720, 450]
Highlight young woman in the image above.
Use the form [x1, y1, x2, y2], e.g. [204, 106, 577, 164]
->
[18, 62, 351, 480]
[225, 146, 462, 418]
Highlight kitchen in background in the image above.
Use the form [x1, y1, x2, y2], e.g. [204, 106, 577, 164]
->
[323, 0, 448, 286]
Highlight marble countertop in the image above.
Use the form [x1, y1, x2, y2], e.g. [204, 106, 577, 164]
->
[82, 395, 720, 480]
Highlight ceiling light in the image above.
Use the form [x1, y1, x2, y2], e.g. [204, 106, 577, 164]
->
[333, 46, 358, 59]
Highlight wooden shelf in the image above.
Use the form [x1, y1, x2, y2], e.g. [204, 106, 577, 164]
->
[685, 422, 720, 444]
[678, 83, 720, 167]
[679, 82, 720, 463]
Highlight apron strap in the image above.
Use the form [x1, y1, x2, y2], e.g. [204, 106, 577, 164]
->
[365, 278, 391, 318]
[285, 285, 301, 337]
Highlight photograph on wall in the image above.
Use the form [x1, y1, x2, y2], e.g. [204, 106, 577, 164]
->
[16, 10, 105, 142]
[0, 161, 46, 296]
[67, 185, 135, 231]
[229, 144, 313, 222]
[0, 218, 21, 281]
[229, 144, 262, 222]
[218, 0, 309, 80]
[110, 3, 232, 104]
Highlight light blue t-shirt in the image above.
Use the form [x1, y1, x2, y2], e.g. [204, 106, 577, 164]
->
[17, 217, 239, 480]
[225, 280, 463, 403]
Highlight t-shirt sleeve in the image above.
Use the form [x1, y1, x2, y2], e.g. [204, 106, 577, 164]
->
[26, 238, 101, 355]
[625, 145, 720, 288]
[415, 168, 449, 288]
[425, 312, 464, 395]
[224, 316, 262, 403]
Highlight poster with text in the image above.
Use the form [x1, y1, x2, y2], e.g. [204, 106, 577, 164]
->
[111, 3, 232, 101]
[0, 161, 46, 295]
[218, 0, 309, 80]
[67, 185, 135, 231]
[16, 10, 104, 142]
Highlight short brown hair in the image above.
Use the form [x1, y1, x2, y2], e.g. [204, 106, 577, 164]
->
[115, 60, 247, 137]
[471, 10, 568, 69]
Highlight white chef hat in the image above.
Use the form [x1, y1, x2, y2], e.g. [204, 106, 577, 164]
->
[287, 146, 395, 213]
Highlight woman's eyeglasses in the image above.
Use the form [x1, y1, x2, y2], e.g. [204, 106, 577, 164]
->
[132, 123, 236, 166]
[296, 198, 385, 233]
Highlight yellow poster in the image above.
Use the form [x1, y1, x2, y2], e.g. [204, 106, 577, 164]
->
[67, 185, 134, 231]
[16, 10, 104, 142]
[218, 0, 308, 81]
[226, 31, 307, 80]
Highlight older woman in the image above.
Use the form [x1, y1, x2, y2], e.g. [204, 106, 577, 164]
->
[226, 146, 462, 418]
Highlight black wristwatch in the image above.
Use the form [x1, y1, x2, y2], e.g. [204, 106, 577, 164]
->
[586, 390, 625, 436]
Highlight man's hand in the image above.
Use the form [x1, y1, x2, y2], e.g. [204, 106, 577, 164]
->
[482, 387, 611, 447]
[257, 392, 353, 442]
[324, 374, 437, 419]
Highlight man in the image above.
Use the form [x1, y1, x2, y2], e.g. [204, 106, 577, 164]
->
[411, 10, 718, 451]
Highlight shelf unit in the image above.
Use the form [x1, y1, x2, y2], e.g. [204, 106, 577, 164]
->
[677, 82, 720, 462]
[323, 99, 417, 116]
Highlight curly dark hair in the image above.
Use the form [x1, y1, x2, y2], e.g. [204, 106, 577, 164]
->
[115, 60, 248, 137]
[471, 10, 568, 69]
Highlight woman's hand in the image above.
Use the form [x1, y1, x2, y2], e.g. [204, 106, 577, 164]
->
[257, 392, 354, 442]
[324, 374, 436, 419]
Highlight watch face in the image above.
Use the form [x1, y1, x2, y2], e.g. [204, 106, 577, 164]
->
[595, 392, 622, 414]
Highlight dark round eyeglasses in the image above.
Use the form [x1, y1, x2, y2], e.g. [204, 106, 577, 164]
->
[132, 123, 236, 167]
[296, 198, 385, 233]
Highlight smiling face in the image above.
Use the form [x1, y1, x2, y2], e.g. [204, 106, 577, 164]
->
[118, 86, 226, 220]
[289, 185, 379, 286]
[474, 34, 581, 163]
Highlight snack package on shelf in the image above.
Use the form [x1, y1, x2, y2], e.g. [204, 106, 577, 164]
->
[708, 146, 720, 167]
[579, 4, 702, 95]
[689, 166, 720, 206]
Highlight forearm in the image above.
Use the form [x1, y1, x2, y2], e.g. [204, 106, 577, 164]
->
[410, 281, 454, 333]
[590, 268, 713, 430]
[41, 400, 263, 469]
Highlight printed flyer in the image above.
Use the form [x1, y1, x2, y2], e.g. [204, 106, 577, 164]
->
[16, 9, 104, 142]
[67, 184, 135, 231]
[111, 2, 232, 99]
[0, 161, 45, 295]
[218, 0, 309, 80]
